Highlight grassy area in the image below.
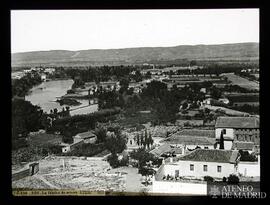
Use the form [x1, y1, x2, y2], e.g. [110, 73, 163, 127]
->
[116, 112, 157, 128]
[29, 133, 62, 147]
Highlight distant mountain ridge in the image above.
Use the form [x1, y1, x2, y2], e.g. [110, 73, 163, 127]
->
[12, 42, 259, 67]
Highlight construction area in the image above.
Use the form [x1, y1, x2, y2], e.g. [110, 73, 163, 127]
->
[12, 156, 151, 194]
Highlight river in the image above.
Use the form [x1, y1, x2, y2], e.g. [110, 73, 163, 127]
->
[25, 79, 98, 116]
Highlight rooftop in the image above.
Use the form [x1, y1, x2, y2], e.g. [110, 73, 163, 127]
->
[162, 136, 216, 146]
[232, 141, 255, 151]
[150, 144, 172, 157]
[175, 129, 215, 138]
[176, 149, 239, 163]
[75, 131, 97, 139]
[215, 116, 259, 129]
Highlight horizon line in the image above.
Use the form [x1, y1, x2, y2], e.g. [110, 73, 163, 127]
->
[12, 42, 259, 54]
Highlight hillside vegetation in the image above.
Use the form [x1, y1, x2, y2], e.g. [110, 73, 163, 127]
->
[12, 42, 259, 67]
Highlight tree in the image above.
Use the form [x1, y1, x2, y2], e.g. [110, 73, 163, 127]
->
[239, 150, 257, 162]
[134, 70, 143, 82]
[12, 99, 43, 140]
[94, 126, 107, 143]
[136, 134, 140, 146]
[148, 132, 154, 149]
[219, 130, 225, 150]
[129, 148, 156, 169]
[105, 132, 127, 154]
[107, 153, 120, 168]
[119, 77, 130, 93]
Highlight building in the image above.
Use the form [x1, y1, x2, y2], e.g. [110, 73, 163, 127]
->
[62, 140, 84, 153]
[150, 144, 183, 158]
[156, 149, 240, 180]
[215, 116, 260, 150]
[73, 131, 97, 144]
[161, 135, 216, 155]
[41, 73, 47, 81]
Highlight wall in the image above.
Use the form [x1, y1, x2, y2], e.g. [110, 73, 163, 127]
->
[215, 128, 234, 140]
[62, 146, 70, 153]
[162, 161, 236, 179]
[12, 163, 39, 181]
[238, 161, 260, 177]
[12, 169, 30, 181]
[152, 179, 207, 195]
[215, 141, 233, 150]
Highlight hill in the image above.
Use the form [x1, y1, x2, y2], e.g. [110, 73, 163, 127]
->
[12, 42, 259, 68]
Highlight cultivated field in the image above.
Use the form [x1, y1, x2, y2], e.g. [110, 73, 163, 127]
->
[222, 73, 259, 91]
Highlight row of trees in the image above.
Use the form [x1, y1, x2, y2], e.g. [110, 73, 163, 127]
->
[135, 130, 154, 149]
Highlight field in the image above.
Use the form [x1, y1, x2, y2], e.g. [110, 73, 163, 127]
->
[28, 133, 62, 146]
[222, 73, 259, 91]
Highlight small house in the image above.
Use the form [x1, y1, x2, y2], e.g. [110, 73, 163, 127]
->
[73, 131, 97, 144]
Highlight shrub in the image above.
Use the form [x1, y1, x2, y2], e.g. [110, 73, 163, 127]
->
[65, 143, 106, 157]
[227, 174, 239, 184]
[67, 89, 75, 94]
[12, 138, 28, 150]
[107, 153, 120, 168]
[204, 176, 214, 182]
[222, 177, 227, 183]
[239, 150, 258, 162]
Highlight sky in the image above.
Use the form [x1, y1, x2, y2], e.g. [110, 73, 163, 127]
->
[11, 9, 259, 53]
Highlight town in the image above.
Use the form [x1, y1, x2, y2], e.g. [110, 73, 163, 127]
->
[12, 61, 260, 195]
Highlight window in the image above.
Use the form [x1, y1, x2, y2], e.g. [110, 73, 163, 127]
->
[217, 166, 222, 172]
[203, 165, 208, 172]
[190, 164, 194, 171]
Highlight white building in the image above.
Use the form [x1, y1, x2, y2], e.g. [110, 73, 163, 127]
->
[158, 149, 240, 180]
[41, 74, 47, 81]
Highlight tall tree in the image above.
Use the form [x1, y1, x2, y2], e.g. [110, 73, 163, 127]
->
[12, 99, 43, 140]
[219, 130, 225, 150]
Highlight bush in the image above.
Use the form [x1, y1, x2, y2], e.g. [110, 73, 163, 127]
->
[222, 177, 227, 183]
[65, 143, 106, 157]
[94, 126, 107, 143]
[43, 144, 63, 155]
[118, 156, 129, 167]
[204, 176, 214, 182]
[107, 153, 120, 168]
[67, 89, 75, 94]
[227, 174, 239, 184]
[12, 138, 28, 150]
[62, 135, 74, 144]
[239, 150, 258, 162]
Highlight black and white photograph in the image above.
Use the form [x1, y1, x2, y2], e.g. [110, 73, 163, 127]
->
[10, 8, 263, 197]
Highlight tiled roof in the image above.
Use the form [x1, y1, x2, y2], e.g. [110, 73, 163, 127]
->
[232, 141, 255, 150]
[173, 129, 215, 138]
[150, 144, 172, 156]
[75, 131, 96, 139]
[215, 117, 259, 129]
[163, 135, 216, 146]
[178, 149, 239, 163]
